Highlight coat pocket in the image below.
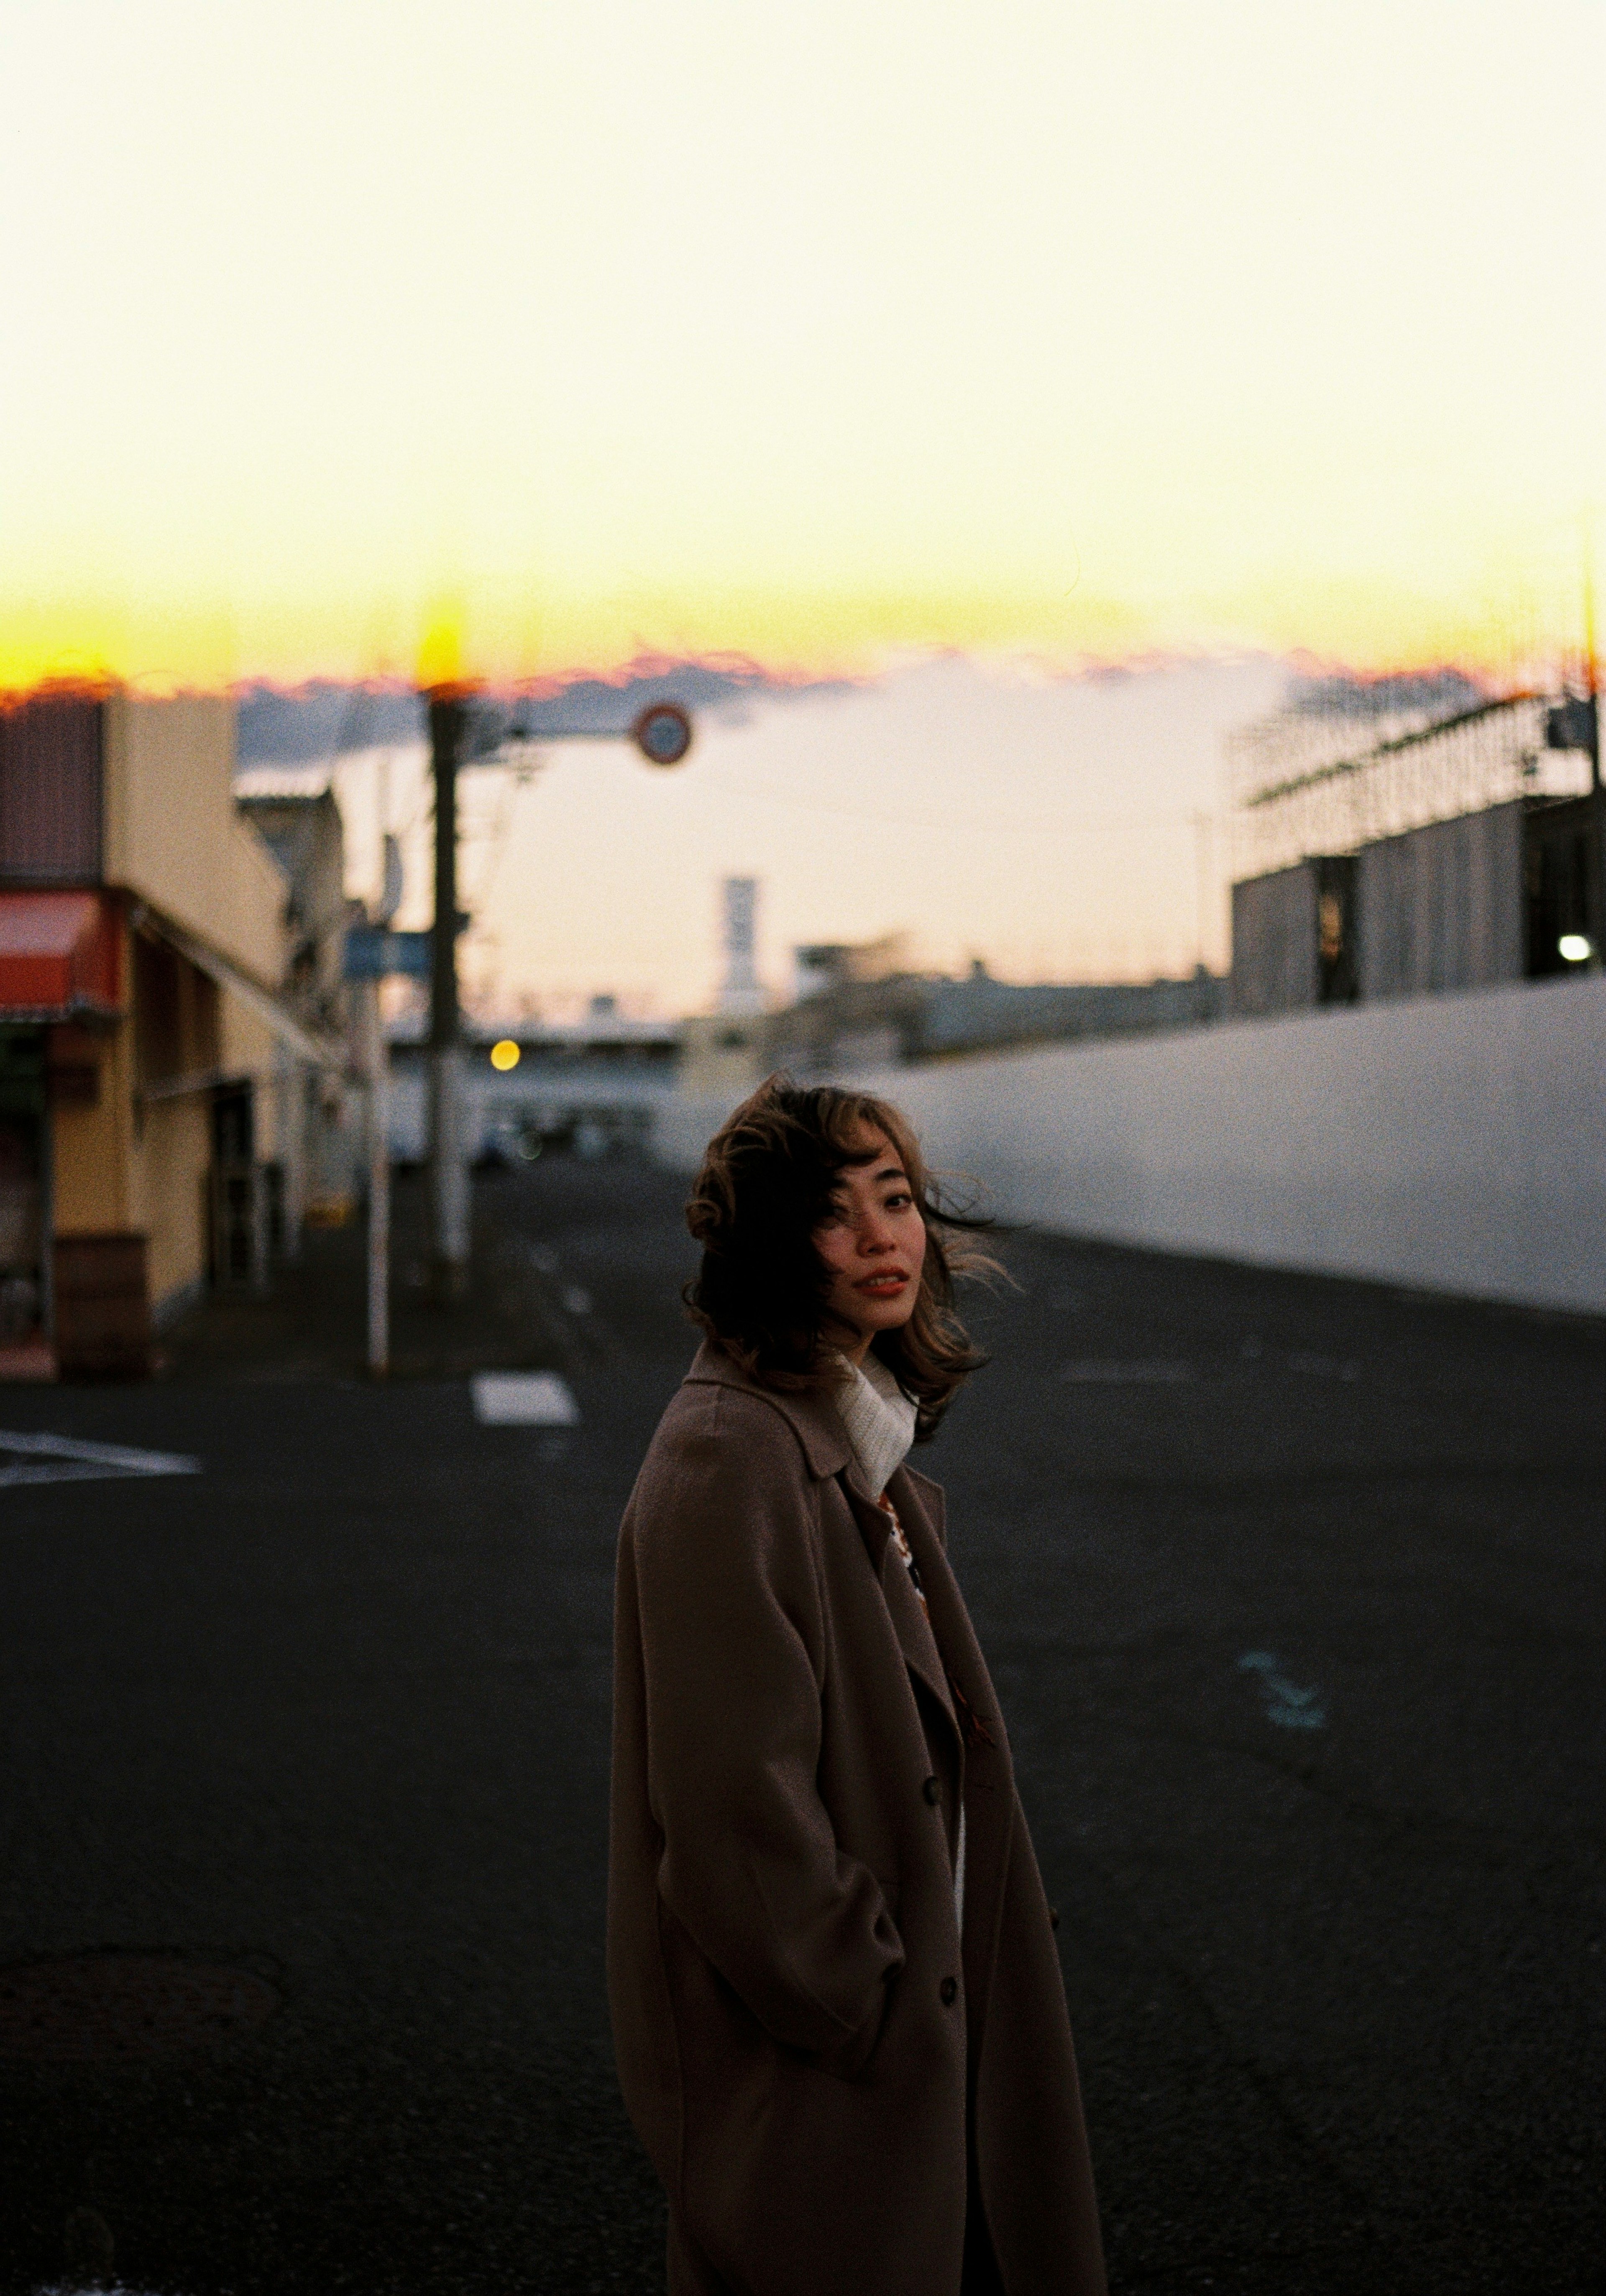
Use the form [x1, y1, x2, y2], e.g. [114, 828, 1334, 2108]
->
[811, 1874, 900, 2083]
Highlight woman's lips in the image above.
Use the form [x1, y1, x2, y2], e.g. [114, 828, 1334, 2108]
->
[856, 1271, 909, 1294]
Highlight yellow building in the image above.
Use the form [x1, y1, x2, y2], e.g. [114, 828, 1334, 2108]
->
[0, 686, 333, 1376]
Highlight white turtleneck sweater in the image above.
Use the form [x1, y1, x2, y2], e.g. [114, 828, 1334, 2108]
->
[836, 1351, 965, 1935]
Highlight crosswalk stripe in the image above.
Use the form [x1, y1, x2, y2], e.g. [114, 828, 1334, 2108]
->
[0, 1431, 202, 1487]
[471, 1372, 580, 1427]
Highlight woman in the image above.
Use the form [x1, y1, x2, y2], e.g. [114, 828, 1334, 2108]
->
[609, 1077, 1105, 2296]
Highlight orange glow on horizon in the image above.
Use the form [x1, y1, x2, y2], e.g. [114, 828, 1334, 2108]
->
[1, 556, 1593, 703]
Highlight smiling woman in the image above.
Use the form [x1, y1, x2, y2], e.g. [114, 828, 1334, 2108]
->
[608, 1077, 1105, 2294]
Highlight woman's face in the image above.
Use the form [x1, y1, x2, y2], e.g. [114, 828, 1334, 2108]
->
[812, 1130, 927, 1360]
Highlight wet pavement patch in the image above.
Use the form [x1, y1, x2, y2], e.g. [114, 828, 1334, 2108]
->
[0, 1954, 279, 2061]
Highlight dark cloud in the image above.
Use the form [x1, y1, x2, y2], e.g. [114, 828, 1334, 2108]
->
[235, 657, 855, 762]
[1287, 667, 1487, 721]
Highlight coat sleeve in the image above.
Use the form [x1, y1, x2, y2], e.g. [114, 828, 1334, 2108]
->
[629, 1388, 904, 2062]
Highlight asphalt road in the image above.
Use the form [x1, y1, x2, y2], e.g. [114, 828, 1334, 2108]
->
[1, 1156, 1601, 2296]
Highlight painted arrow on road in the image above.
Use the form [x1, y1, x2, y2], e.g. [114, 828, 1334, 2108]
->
[1237, 1649, 1327, 1730]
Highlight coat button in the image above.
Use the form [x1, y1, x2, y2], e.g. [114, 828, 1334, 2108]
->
[922, 1775, 942, 1806]
[940, 1976, 959, 2006]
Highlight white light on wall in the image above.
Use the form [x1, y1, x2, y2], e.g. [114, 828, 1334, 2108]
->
[1558, 934, 1593, 963]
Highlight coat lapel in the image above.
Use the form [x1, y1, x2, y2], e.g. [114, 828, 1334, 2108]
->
[679, 1344, 997, 1834]
[890, 1466, 1015, 1999]
[835, 1473, 961, 1751]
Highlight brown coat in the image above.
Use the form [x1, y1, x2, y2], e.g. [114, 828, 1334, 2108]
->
[608, 1342, 1105, 2296]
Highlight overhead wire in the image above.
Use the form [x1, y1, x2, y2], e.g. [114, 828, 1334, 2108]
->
[685, 768, 1200, 842]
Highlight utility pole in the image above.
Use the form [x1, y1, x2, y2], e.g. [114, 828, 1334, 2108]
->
[427, 686, 470, 1302]
[1191, 811, 1213, 1000]
[414, 686, 693, 1310]
[1583, 554, 1604, 974]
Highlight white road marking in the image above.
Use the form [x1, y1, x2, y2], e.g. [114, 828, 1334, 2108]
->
[1237, 1649, 1326, 1729]
[471, 1372, 580, 1427]
[1060, 1360, 1197, 1383]
[0, 1431, 202, 1488]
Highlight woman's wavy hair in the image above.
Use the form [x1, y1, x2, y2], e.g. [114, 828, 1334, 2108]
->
[683, 1074, 994, 1439]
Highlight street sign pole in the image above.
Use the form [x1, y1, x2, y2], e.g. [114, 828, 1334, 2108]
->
[344, 929, 430, 1372]
[364, 981, 390, 1375]
[427, 689, 470, 1303]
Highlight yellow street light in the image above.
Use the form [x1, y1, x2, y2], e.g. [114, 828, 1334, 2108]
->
[490, 1039, 521, 1071]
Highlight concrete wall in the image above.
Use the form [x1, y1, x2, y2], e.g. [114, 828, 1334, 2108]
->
[654, 975, 1606, 1315]
[52, 1005, 137, 1234]
[134, 1095, 212, 1309]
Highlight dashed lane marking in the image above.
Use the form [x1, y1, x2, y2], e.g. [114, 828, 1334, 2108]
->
[471, 1372, 581, 1427]
[0, 1431, 202, 1488]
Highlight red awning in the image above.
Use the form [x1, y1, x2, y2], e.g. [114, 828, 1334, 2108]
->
[0, 891, 120, 1018]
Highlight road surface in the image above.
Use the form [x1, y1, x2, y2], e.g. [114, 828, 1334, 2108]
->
[1, 1156, 1600, 2293]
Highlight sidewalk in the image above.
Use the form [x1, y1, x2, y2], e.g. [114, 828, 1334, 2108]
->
[158, 1162, 600, 1385]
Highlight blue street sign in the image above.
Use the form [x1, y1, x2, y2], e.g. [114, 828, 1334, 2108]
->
[343, 928, 432, 982]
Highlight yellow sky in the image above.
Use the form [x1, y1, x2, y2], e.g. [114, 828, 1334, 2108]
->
[3, 0, 1601, 690]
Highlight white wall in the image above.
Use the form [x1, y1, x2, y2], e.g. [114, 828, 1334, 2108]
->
[654, 974, 1606, 1315]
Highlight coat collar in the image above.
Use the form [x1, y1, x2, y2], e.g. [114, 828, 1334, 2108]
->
[682, 1338, 853, 1483]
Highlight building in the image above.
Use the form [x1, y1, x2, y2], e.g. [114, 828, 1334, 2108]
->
[1228, 693, 1604, 1017]
[386, 1000, 682, 1163]
[0, 685, 332, 1376]
[235, 777, 363, 1224]
[677, 876, 772, 1096]
[716, 877, 766, 1018]
[770, 943, 1226, 1074]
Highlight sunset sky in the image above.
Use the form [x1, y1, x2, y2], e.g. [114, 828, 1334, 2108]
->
[4, 0, 1601, 693]
[251, 654, 1289, 1010]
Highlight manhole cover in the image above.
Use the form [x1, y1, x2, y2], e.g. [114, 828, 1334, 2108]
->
[0, 1954, 279, 2061]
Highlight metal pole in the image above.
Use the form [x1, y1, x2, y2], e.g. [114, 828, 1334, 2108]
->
[427, 689, 470, 1301]
[1192, 809, 1214, 1013]
[277, 1045, 306, 1261]
[1583, 558, 1604, 974]
[366, 980, 391, 1374]
[250, 1161, 270, 1296]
